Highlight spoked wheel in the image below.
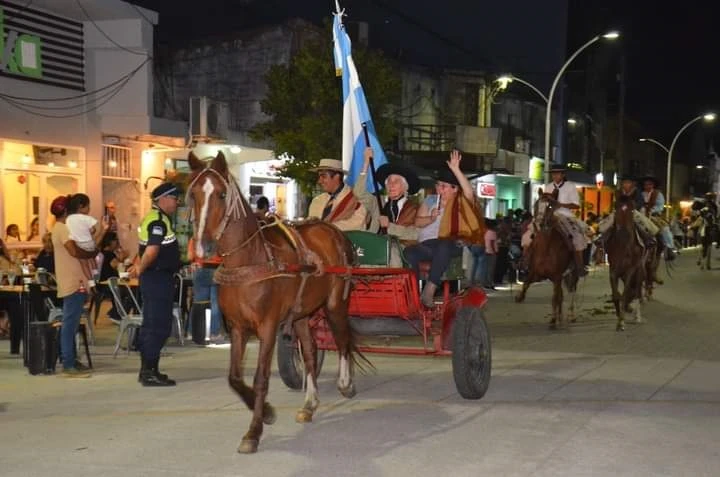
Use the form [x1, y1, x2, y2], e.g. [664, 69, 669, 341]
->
[276, 327, 325, 391]
[451, 306, 492, 400]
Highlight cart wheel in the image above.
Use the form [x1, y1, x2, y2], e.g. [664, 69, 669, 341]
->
[277, 329, 325, 391]
[451, 306, 491, 400]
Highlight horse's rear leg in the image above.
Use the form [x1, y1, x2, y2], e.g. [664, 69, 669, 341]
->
[549, 280, 563, 330]
[238, 323, 278, 454]
[294, 317, 320, 423]
[324, 289, 357, 398]
[610, 274, 624, 331]
[564, 275, 578, 323]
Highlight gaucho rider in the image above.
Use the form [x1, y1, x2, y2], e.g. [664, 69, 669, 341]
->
[598, 174, 660, 247]
[542, 164, 589, 277]
[308, 158, 368, 231]
[639, 175, 676, 260]
[355, 147, 419, 243]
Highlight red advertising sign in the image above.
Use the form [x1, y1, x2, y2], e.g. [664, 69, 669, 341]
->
[479, 182, 496, 197]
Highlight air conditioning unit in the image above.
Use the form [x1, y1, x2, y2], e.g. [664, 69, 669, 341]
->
[455, 126, 500, 155]
[190, 96, 229, 139]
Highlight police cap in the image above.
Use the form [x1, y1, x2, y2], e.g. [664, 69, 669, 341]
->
[151, 182, 180, 201]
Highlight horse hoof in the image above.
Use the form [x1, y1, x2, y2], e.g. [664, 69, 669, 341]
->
[548, 322, 557, 330]
[237, 439, 259, 454]
[263, 403, 277, 425]
[339, 383, 356, 399]
[616, 324, 625, 332]
[295, 408, 313, 423]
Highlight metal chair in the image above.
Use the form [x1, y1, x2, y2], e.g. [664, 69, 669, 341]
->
[171, 273, 186, 345]
[107, 277, 143, 358]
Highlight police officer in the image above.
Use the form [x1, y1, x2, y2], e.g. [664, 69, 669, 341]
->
[129, 183, 181, 386]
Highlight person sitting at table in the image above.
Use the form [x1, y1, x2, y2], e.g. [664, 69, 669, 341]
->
[32, 233, 55, 275]
[97, 232, 131, 324]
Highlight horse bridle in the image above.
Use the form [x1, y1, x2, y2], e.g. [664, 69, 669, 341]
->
[185, 167, 246, 242]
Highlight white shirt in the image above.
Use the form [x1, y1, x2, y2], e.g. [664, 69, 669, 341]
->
[543, 181, 580, 218]
[66, 213, 97, 250]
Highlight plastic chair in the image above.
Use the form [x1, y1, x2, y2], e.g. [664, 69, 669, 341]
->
[107, 277, 143, 358]
[172, 273, 186, 345]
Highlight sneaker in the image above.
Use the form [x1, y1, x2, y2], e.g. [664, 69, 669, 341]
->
[74, 360, 91, 371]
[61, 367, 91, 378]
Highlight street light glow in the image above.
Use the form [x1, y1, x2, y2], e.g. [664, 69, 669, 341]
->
[696, 165, 704, 169]
[703, 113, 716, 121]
[639, 138, 648, 142]
[567, 118, 577, 125]
[495, 75, 513, 90]
[602, 31, 620, 40]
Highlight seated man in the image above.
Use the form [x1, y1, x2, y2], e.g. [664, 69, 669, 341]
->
[598, 174, 660, 246]
[307, 158, 368, 231]
[639, 175, 676, 260]
[355, 147, 420, 244]
[404, 150, 485, 307]
[541, 164, 589, 277]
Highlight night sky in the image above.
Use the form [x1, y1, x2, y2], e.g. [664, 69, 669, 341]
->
[134, 0, 720, 143]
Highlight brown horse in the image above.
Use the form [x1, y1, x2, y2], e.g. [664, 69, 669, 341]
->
[605, 196, 647, 331]
[516, 191, 579, 329]
[186, 151, 365, 454]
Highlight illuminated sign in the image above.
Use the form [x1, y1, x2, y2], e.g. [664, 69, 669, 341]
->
[0, 1, 84, 90]
[478, 182, 496, 197]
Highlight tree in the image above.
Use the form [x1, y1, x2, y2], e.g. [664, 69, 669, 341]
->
[250, 28, 401, 196]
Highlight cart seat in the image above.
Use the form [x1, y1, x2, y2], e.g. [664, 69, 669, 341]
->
[344, 231, 406, 267]
[418, 256, 465, 281]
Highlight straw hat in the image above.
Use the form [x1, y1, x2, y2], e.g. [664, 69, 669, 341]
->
[310, 159, 346, 174]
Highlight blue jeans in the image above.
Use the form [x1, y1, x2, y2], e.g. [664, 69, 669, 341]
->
[404, 239, 462, 286]
[469, 245, 486, 284]
[60, 291, 88, 368]
[192, 267, 223, 335]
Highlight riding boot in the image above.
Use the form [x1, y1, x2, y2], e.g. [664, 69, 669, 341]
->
[421, 281, 438, 308]
[573, 250, 588, 277]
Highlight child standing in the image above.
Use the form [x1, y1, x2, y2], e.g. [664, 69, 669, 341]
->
[67, 194, 108, 287]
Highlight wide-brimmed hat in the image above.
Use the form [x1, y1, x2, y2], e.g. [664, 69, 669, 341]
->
[309, 158, 346, 174]
[435, 168, 460, 186]
[639, 175, 660, 187]
[151, 182, 180, 200]
[618, 174, 635, 182]
[376, 163, 420, 195]
[548, 163, 567, 173]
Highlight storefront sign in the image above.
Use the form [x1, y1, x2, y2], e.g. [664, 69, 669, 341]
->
[0, 1, 84, 90]
[529, 157, 544, 181]
[478, 182, 496, 198]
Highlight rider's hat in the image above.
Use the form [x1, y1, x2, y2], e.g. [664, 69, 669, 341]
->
[376, 163, 420, 195]
[705, 191, 717, 197]
[639, 175, 660, 187]
[548, 163, 567, 173]
[618, 174, 635, 182]
[309, 158, 347, 174]
[435, 167, 460, 187]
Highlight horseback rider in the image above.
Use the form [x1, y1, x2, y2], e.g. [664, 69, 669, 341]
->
[598, 174, 660, 246]
[541, 164, 589, 277]
[355, 147, 420, 243]
[639, 175, 676, 260]
[702, 191, 719, 218]
[308, 158, 368, 231]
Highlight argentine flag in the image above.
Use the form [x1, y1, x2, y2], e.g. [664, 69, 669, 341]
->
[333, 9, 388, 193]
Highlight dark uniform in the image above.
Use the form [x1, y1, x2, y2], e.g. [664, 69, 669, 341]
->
[137, 183, 181, 386]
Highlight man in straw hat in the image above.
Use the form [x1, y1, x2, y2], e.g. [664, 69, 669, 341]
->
[308, 158, 368, 231]
[540, 164, 589, 277]
[356, 147, 420, 242]
[639, 175, 676, 260]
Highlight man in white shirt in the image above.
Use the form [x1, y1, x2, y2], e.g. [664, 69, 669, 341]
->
[543, 164, 588, 277]
[307, 159, 368, 231]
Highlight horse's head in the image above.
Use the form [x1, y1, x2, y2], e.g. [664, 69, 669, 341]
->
[187, 150, 248, 258]
[613, 196, 635, 231]
[533, 189, 557, 230]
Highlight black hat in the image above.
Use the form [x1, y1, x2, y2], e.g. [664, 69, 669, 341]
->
[618, 174, 635, 182]
[549, 163, 567, 173]
[375, 163, 421, 195]
[151, 182, 180, 200]
[435, 168, 460, 186]
[639, 175, 660, 187]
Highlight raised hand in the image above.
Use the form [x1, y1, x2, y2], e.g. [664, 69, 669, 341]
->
[447, 149, 461, 171]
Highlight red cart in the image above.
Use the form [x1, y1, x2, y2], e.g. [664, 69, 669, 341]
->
[277, 234, 491, 400]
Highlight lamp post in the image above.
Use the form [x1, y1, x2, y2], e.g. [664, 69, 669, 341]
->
[665, 113, 716, 218]
[543, 31, 620, 183]
[638, 137, 669, 153]
[495, 74, 549, 104]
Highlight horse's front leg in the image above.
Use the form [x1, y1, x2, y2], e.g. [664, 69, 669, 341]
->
[609, 271, 624, 331]
[549, 280, 562, 330]
[238, 323, 278, 454]
[294, 317, 320, 423]
[515, 279, 532, 303]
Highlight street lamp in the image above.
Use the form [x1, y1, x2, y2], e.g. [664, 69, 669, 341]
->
[543, 31, 620, 182]
[638, 137, 669, 153]
[495, 74, 549, 104]
[666, 112, 716, 218]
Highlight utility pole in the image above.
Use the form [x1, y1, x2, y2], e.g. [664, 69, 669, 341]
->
[617, 52, 626, 175]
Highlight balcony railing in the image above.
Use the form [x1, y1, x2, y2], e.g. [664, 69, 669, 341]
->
[102, 145, 132, 179]
[398, 124, 456, 152]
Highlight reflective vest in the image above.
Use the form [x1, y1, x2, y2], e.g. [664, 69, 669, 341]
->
[138, 209, 176, 246]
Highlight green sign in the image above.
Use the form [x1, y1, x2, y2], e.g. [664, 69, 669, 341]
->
[0, 7, 43, 79]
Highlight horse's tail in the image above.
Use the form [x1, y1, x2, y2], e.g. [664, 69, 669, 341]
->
[348, 330, 376, 375]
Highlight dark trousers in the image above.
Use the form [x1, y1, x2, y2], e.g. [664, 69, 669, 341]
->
[3, 297, 23, 354]
[494, 246, 510, 283]
[139, 271, 174, 362]
[404, 239, 462, 286]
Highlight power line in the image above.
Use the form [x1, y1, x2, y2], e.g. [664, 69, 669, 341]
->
[75, 0, 150, 58]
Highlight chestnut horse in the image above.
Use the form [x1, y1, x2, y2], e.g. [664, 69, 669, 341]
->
[516, 191, 578, 329]
[605, 196, 647, 331]
[186, 151, 365, 453]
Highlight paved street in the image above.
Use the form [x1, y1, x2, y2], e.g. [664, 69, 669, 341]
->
[2, 248, 720, 476]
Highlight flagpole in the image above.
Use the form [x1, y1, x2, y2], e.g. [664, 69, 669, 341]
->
[362, 123, 386, 234]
